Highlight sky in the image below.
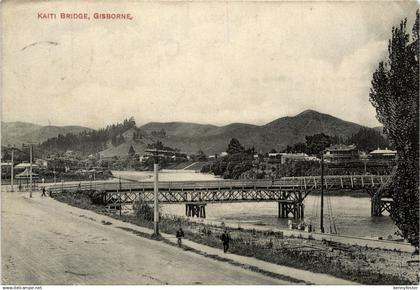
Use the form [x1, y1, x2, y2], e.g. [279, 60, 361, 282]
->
[2, 0, 419, 129]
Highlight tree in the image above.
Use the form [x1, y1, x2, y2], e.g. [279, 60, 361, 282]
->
[369, 11, 419, 247]
[128, 145, 136, 156]
[196, 149, 207, 161]
[305, 133, 332, 155]
[347, 128, 390, 152]
[227, 138, 244, 155]
[292, 142, 307, 153]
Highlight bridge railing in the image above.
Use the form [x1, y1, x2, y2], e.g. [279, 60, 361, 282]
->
[46, 175, 390, 194]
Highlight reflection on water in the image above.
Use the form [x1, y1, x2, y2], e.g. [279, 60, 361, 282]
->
[113, 170, 399, 239]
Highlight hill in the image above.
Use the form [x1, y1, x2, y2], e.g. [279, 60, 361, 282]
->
[99, 139, 152, 159]
[1, 121, 92, 146]
[139, 110, 365, 154]
[5, 110, 369, 157]
[140, 122, 218, 138]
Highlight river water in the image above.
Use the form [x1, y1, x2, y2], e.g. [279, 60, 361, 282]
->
[112, 170, 399, 239]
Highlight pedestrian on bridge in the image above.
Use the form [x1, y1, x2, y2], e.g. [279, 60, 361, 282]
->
[221, 230, 231, 253]
[41, 186, 47, 197]
[176, 227, 185, 247]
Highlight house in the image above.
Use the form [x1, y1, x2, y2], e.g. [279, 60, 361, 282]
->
[253, 154, 264, 159]
[324, 144, 359, 163]
[267, 152, 317, 164]
[280, 153, 309, 164]
[35, 158, 48, 168]
[14, 162, 40, 170]
[304, 156, 320, 162]
[15, 168, 40, 180]
[268, 153, 282, 158]
[144, 149, 187, 162]
[64, 150, 78, 159]
[369, 148, 397, 160]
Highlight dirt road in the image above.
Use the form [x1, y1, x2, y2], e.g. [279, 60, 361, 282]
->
[1, 190, 289, 285]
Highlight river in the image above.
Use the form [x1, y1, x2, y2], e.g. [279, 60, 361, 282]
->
[112, 170, 399, 240]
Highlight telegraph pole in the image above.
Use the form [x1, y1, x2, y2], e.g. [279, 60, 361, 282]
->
[29, 145, 33, 198]
[153, 150, 160, 236]
[320, 153, 324, 233]
[145, 148, 162, 236]
[10, 149, 14, 192]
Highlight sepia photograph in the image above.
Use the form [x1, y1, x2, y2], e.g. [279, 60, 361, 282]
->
[1, 0, 419, 288]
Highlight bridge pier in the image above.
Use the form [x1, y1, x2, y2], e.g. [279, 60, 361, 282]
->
[366, 187, 393, 217]
[186, 203, 206, 218]
[371, 197, 393, 216]
[371, 195, 382, 216]
[278, 201, 304, 220]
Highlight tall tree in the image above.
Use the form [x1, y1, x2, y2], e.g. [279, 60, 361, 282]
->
[347, 128, 390, 152]
[369, 11, 419, 246]
[305, 133, 332, 155]
[226, 138, 244, 155]
[128, 145, 136, 156]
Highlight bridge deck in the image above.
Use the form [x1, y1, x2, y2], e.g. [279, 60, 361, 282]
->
[47, 175, 389, 194]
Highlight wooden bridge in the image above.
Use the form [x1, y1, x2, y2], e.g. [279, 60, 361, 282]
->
[47, 175, 392, 219]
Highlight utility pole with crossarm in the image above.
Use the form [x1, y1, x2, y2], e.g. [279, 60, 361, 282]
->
[146, 148, 163, 236]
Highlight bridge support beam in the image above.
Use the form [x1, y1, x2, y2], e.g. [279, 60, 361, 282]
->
[380, 200, 393, 215]
[371, 195, 382, 216]
[366, 187, 392, 217]
[278, 201, 304, 220]
[186, 203, 206, 218]
[371, 197, 393, 217]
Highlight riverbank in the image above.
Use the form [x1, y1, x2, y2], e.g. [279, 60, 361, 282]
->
[52, 191, 418, 285]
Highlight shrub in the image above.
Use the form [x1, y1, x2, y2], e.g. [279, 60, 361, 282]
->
[134, 198, 154, 221]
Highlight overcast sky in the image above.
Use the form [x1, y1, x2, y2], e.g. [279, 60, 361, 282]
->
[2, 1, 418, 129]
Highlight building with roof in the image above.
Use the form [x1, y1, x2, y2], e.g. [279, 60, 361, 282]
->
[144, 149, 187, 162]
[15, 168, 40, 180]
[324, 144, 359, 163]
[281, 153, 308, 164]
[268, 152, 319, 164]
[14, 162, 40, 170]
[35, 159, 48, 168]
[369, 148, 397, 160]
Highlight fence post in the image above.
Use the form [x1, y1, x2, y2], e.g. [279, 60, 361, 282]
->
[119, 192, 122, 216]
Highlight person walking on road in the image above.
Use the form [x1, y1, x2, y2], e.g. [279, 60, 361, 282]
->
[41, 186, 47, 197]
[176, 227, 185, 247]
[221, 230, 231, 253]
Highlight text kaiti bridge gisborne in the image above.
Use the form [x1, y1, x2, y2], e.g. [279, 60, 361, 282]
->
[47, 175, 391, 219]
